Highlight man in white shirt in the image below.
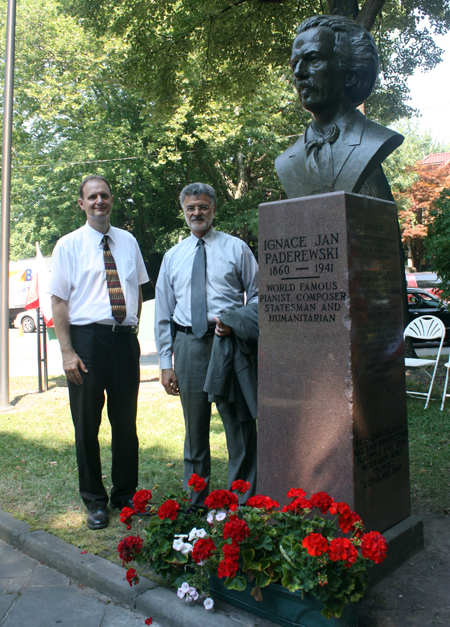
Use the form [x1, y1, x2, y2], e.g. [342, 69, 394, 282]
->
[155, 182, 258, 508]
[49, 175, 149, 530]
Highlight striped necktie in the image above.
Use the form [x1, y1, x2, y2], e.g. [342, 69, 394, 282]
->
[101, 235, 126, 324]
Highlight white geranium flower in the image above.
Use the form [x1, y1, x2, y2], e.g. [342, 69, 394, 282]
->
[189, 527, 207, 541]
[207, 510, 216, 524]
[216, 510, 227, 521]
[188, 587, 199, 601]
[174, 534, 188, 539]
[204, 598, 214, 610]
[180, 542, 193, 555]
[188, 527, 199, 541]
[173, 538, 184, 551]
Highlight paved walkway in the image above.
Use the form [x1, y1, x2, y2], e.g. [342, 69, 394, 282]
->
[0, 510, 280, 627]
[8, 329, 159, 378]
[0, 539, 159, 627]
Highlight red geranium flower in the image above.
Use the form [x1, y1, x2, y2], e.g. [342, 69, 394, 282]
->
[192, 537, 217, 564]
[145, 619, 153, 625]
[302, 533, 329, 557]
[328, 538, 358, 567]
[217, 541, 240, 578]
[158, 499, 180, 521]
[309, 491, 333, 514]
[287, 488, 306, 499]
[132, 489, 152, 513]
[204, 489, 238, 511]
[117, 535, 143, 565]
[126, 568, 139, 586]
[361, 531, 388, 564]
[231, 480, 251, 495]
[188, 473, 207, 493]
[282, 496, 310, 514]
[223, 515, 250, 543]
[329, 501, 363, 534]
[246, 495, 279, 511]
[120, 506, 136, 530]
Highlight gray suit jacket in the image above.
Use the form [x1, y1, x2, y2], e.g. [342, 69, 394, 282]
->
[275, 109, 403, 198]
[203, 303, 258, 420]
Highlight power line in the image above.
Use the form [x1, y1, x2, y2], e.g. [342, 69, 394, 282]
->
[7, 134, 303, 171]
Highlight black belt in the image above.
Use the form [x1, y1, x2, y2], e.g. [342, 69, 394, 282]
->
[91, 323, 138, 334]
[175, 322, 215, 336]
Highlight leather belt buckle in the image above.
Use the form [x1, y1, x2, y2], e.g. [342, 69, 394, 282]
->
[112, 325, 138, 334]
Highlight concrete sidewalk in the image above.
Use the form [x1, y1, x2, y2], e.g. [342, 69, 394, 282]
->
[8, 329, 159, 378]
[0, 510, 278, 627]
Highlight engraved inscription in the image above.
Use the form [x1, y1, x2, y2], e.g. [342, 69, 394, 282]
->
[354, 424, 408, 489]
[260, 232, 345, 325]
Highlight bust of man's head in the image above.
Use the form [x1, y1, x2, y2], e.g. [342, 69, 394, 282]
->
[291, 15, 379, 119]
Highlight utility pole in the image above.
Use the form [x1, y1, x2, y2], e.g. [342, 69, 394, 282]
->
[0, 0, 17, 411]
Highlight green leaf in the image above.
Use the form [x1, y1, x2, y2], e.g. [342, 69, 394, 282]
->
[225, 576, 247, 591]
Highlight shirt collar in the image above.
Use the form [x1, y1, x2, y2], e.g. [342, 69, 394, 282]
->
[83, 222, 113, 246]
[189, 227, 215, 247]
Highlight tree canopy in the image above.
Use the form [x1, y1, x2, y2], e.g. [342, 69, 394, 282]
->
[3, 0, 450, 296]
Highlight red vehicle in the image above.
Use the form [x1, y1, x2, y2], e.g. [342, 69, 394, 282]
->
[405, 272, 443, 297]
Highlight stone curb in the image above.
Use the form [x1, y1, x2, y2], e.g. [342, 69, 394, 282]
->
[0, 509, 249, 627]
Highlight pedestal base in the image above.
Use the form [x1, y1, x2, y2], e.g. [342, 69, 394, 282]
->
[368, 514, 424, 586]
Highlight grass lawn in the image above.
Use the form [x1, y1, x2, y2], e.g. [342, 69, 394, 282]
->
[0, 368, 228, 564]
[0, 363, 449, 568]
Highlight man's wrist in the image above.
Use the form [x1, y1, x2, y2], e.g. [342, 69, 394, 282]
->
[160, 356, 174, 370]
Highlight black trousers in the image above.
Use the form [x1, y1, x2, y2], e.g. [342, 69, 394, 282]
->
[67, 324, 140, 510]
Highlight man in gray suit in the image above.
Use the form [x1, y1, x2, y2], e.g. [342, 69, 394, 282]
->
[275, 15, 403, 201]
[154, 183, 258, 507]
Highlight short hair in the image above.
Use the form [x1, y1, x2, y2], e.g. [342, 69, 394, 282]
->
[296, 15, 379, 106]
[179, 183, 216, 208]
[79, 175, 112, 199]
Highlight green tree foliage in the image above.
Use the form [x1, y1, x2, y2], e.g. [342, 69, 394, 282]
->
[425, 189, 450, 296]
[61, 0, 449, 124]
[3, 0, 450, 298]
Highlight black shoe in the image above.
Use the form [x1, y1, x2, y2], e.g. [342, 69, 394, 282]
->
[86, 508, 109, 530]
[110, 498, 134, 510]
[111, 498, 150, 516]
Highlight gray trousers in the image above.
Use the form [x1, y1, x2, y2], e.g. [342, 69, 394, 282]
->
[174, 331, 257, 507]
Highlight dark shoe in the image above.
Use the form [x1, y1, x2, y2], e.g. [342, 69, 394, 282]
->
[110, 498, 134, 510]
[86, 508, 109, 530]
[111, 498, 150, 516]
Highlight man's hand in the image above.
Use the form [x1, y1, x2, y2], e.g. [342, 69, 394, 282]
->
[62, 351, 88, 386]
[214, 316, 232, 337]
[162, 368, 179, 396]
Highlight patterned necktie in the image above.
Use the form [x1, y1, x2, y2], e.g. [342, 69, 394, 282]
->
[191, 239, 208, 339]
[305, 124, 340, 192]
[101, 235, 126, 324]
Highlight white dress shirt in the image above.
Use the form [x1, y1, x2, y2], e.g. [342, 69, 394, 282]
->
[155, 228, 258, 370]
[48, 222, 149, 326]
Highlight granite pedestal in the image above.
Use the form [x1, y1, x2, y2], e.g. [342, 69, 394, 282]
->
[258, 192, 421, 561]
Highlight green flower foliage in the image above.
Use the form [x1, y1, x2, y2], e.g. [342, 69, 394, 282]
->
[118, 483, 387, 619]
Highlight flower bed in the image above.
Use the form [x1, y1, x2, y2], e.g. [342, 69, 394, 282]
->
[118, 476, 387, 621]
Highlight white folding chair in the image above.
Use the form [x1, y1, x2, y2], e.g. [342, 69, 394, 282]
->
[440, 361, 450, 410]
[404, 315, 446, 409]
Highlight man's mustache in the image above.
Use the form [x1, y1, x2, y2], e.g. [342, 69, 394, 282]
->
[295, 79, 318, 91]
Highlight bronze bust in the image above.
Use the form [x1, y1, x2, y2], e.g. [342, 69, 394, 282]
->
[275, 15, 403, 200]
